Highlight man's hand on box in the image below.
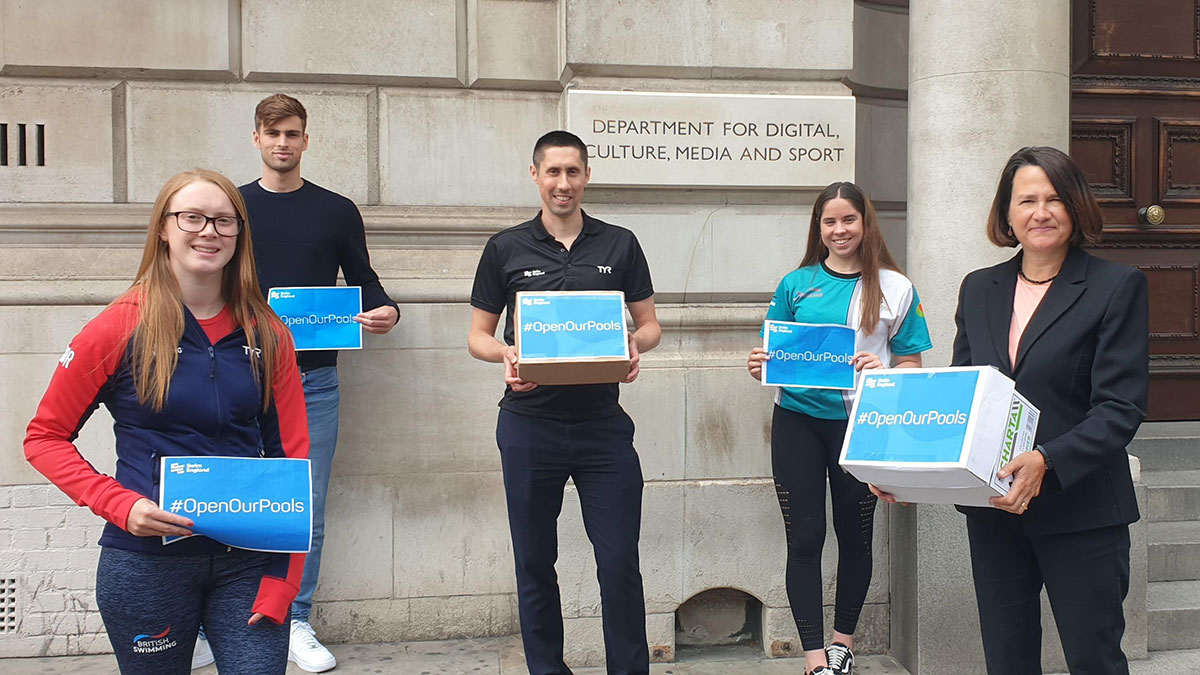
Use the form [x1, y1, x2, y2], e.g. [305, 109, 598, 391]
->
[623, 332, 641, 384]
[503, 346, 537, 392]
[989, 450, 1047, 515]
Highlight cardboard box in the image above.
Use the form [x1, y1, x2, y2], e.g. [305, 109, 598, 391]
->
[838, 366, 1040, 507]
[514, 291, 630, 385]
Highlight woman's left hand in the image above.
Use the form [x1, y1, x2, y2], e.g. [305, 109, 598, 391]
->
[852, 351, 883, 371]
[248, 612, 267, 626]
[989, 450, 1047, 515]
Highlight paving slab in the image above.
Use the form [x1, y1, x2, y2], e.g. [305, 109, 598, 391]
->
[0, 635, 911, 674]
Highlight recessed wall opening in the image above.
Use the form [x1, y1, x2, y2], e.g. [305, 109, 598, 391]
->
[675, 587, 762, 657]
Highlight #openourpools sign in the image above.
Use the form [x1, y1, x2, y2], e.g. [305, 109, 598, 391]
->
[514, 291, 630, 385]
[761, 320, 856, 389]
[159, 456, 312, 553]
[839, 366, 1040, 507]
[267, 286, 363, 351]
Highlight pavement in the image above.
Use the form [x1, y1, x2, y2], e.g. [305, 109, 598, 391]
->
[2, 635, 910, 674]
[6, 636, 1200, 674]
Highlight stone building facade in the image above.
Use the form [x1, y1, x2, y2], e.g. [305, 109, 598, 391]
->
[2, 2, 1145, 674]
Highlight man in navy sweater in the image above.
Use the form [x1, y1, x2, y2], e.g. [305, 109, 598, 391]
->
[194, 93, 398, 673]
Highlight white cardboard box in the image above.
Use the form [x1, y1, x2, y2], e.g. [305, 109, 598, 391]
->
[838, 366, 1040, 507]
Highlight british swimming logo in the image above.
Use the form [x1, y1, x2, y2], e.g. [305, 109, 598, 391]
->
[132, 626, 177, 653]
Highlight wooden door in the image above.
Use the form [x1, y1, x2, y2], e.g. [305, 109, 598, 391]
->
[1071, 0, 1200, 421]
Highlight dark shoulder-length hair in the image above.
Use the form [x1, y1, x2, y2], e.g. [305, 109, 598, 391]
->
[799, 181, 901, 335]
[986, 146, 1104, 248]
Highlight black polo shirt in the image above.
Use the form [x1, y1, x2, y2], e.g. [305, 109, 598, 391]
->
[471, 210, 654, 421]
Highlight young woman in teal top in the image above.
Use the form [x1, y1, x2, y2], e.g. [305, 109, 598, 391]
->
[747, 182, 932, 675]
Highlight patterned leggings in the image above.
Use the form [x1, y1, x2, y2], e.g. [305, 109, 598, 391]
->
[96, 546, 288, 674]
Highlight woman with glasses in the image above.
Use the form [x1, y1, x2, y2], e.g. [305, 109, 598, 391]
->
[24, 169, 309, 674]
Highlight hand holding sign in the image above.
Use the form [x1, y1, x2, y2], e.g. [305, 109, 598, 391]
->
[126, 497, 193, 537]
[354, 305, 399, 334]
[852, 351, 884, 372]
[747, 346, 770, 381]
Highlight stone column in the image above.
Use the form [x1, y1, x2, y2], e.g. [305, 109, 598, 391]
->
[897, 1, 1070, 674]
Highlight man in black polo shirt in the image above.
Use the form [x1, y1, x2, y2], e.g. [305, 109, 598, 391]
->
[468, 130, 661, 675]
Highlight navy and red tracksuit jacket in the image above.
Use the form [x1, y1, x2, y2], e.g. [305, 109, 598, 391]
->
[24, 296, 310, 624]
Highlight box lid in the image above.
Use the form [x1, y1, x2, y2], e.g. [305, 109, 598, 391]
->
[841, 367, 982, 465]
[515, 291, 629, 362]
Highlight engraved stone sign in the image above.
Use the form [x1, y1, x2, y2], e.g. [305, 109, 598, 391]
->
[565, 90, 855, 188]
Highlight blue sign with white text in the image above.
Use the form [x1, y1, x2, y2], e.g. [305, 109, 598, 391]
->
[761, 320, 856, 389]
[159, 456, 312, 553]
[843, 370, 977, 463]
[518, 293, 628, 359]
[268, 286, 362, 351]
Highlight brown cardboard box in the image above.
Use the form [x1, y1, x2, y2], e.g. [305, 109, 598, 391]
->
[514, 291, 630, 385]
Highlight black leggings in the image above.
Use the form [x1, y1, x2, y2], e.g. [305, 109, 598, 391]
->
[771, 405, 877, 651]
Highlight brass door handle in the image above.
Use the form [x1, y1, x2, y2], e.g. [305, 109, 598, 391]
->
[1138, 204, 1166, 225]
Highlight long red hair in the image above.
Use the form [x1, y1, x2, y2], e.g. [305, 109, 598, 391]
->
[117, 169, 286, 410]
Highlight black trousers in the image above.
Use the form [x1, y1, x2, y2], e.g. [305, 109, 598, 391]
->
[771, 405, 877, 651]
[965, 513, 1131, 675]
[496, 408, 649, 675]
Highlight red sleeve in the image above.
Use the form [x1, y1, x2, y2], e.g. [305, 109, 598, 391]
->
[23, 301, 145, 531]
[253, 326, 310, 623]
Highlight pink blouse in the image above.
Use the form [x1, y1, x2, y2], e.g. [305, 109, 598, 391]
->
[1009, 276, 1052, 368]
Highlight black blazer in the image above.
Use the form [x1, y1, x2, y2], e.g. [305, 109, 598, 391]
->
[952, 246, 1149, 535]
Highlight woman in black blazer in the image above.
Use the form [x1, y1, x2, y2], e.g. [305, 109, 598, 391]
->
[952, 146, 1148, 674]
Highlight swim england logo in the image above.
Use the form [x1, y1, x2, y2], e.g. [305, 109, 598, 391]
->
[132, 625, 177, 654]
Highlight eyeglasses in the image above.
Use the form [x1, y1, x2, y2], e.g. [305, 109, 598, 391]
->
[169, 211, 243, 237]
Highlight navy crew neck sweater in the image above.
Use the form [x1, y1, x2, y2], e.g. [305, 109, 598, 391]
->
[240, 179, 398, 371]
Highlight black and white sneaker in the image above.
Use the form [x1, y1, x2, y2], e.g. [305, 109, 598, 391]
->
[808, 668, 833, 675]
[825, 642, 854, 675]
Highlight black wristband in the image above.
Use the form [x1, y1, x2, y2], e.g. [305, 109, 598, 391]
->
[1035, 444, 1053, 471]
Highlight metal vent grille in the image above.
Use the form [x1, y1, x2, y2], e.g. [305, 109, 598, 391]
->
[0, 123, 46, 166]
[0, 578, 16, 633]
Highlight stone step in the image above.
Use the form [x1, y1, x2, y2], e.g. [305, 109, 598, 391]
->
[1049, 648, 1200, 675]
[1129, 423, 1200, 471]
[1144, 471, 1200, 523]
[1149, 520, 1200, 582]
[1148, 580, 1200, 651]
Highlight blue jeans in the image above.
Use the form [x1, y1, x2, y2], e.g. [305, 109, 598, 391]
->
[97, 546, 288, 674]
[292, 366, 340, 623]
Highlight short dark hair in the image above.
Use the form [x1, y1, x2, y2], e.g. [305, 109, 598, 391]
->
[255, 94, 307, 132]
[986, 146, 1103, 248]
[532, 130, 588, 169]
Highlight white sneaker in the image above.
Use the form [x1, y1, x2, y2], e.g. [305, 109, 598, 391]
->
[289, 620, 337, 673]
[825, 642, 855, 675]
[191, 632, 215, 669]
